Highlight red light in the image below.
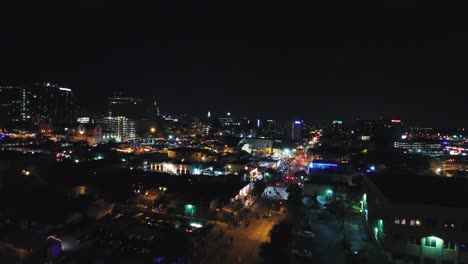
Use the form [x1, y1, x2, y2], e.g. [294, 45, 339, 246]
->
[391, 119, 401, 123]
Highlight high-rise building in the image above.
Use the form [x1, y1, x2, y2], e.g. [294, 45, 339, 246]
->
[102, 116, 136, 142]
[0, 85, 32, 129]
[290, 120, 303, 141]
[32, 83, 77, 126]
[374, 118, 403, 150]
[0, 83, 76, 130]
[258, 119, 284, 139]
[107, 92, 144, 118]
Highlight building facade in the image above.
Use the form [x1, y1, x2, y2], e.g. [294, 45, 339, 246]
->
[0, 85, 32, 129]
[394, 141, 443, 157]
[107, 93, 144, 118]
[290, 120, 303, 142]
[0, 83, 76, 130]
[102, 116, 136, 142]
[362, 174, 468, 264]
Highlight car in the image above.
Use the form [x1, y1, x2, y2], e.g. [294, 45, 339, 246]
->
[297, 231, 316, 238]
[292, 249, 313, 257]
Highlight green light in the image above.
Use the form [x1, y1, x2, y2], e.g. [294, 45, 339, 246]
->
[378, 219, 384, 232]
[185, 204, 195, 215]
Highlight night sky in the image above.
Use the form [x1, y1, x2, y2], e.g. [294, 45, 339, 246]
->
[0, 1, 467, 127]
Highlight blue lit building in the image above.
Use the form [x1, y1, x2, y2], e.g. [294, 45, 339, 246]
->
[309, 160, 339, 170]
[290, 120, 303, 142]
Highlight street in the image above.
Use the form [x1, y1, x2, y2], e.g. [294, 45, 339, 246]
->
[194, 199, 284, 264]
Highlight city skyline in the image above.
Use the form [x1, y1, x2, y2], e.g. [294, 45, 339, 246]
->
[1, 2, 467, 127]
[2, 2, 468, 263]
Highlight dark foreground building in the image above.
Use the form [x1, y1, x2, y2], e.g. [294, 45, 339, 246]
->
[362, 173, 468, 264]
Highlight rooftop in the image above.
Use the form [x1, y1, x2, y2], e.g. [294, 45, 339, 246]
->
[367, 173, 468, 208]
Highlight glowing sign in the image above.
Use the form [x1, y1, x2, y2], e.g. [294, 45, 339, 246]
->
[59, 87, 72, 92]
[295, 121, 302, 124]
[332, 120, 343, 125]
[309, 162, 338, 169]
[391, 119, 401, 123]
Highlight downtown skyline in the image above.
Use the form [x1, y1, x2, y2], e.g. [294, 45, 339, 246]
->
[0, 1, 467, 127]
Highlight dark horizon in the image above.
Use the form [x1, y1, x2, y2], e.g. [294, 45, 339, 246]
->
[1, 1, 467, 128]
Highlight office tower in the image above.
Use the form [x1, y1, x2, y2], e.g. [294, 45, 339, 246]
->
[290, 120, 303, 141]
[32, 82, 77, 126]
[0, 85, 32, 129]
[107, 92, 144, 118]
[102, 116, 136, 142]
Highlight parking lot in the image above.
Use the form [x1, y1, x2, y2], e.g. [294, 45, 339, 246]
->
[291, 210, 367, 264]
[52, 209, 208, 263]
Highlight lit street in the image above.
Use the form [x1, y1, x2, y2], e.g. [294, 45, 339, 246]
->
[193, 199, 284, 264]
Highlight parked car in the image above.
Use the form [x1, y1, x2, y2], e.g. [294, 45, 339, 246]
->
[297, 230, 316, 238]
[292, 249, 313, 257]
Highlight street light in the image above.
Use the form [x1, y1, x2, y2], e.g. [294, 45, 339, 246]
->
[150, 127, 156, 133]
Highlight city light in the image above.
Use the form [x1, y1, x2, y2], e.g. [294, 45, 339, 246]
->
[190, 222, 203, 228]
[185, 204, 195, 215]
[309, 162, 338, 168]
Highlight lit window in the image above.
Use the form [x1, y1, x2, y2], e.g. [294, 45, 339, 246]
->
[394, 219, 400, 224]
[401, 219, 406, 225]
[443, 241, 456, 250]
[425, 238, 437, 248]
[416, 220, 421, 226]
[410, 220, 416, 226]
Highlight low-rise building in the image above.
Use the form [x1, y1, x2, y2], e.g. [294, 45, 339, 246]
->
[167, 148, 212, 162]
[73, 124, 118, 145]
[394, 140, 443, 157]
[362, 173, 468, 264]
[238, 138, 274, 154]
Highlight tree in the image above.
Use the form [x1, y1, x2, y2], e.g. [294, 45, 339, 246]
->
[253, 180, 267, 197]
[286, 183, 302, 204]
[260, 220, 294, 263]
[264, 168, 280, 185]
